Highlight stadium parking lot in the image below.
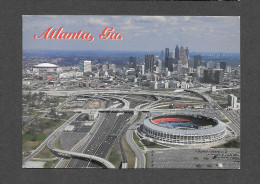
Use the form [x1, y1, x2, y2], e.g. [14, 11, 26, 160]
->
[147, 148, 240, 169]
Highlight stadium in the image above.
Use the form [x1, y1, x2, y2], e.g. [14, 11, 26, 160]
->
[140, 114, 227, 146]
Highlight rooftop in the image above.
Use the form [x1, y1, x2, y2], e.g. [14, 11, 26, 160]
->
[34, 63, 58, 68]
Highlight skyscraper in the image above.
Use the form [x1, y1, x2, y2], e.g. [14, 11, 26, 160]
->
[157, 59, 162, 73]
[145, 54, 154, 73]
[185, 47, 189, 59]
[228, 94, 238, 108]
[165, 48, 170, 71]
[167, 58, 174, 72]
[203, 69, 224, 84]
[79, 60, 92, 73]
[220, 62, 227, 70]
[179, 46, 188, 67]
[129, 56, 137, 69]
[203, 69, 212, 83]
[194, 55, 202, 69]
[171, 51, 175, 59]
[165, 48, 170, 58]
[175, 45, 179, 60]
[214, 69, 224, 84]
[159, 50, 164, 60]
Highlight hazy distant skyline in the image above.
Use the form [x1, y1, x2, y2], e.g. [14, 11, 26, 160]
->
[23, 16, 240, 53]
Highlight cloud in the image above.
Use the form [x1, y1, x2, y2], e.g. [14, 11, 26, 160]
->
[88, 17, 109, 26]
[135, 16, 167, 23]
[23, 16, 240, 53]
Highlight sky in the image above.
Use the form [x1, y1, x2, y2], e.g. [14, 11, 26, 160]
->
[23, 16, 240, 53]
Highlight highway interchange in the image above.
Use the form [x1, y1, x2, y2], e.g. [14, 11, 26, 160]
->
[23, 87, 240, 169]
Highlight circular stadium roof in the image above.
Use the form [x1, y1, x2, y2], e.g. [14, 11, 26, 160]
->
[34, 63, 58, 68]
[143, 115, 226, 136]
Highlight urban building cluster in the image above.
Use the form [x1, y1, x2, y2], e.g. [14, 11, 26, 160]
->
[22, 46, 240, 110]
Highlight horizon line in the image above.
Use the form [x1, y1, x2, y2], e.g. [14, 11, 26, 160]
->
[23, 49, 241, 54]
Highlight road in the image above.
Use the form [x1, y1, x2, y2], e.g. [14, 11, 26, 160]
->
[190, 89, 240, 136]
[125, 113, 146, 168]
[47, 130, 115, 168]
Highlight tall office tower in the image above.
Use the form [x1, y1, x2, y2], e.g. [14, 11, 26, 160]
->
[165, 48, 170, 58]
[157, 59, 162, 73]
[220, 62, 227, 70]
[141, 65, 145, 75]
[165, 48, 170, 71]
[129, 56, 137, 69]
[179, 46, 188, 67]
[214, 69, 224, 84]
[154, 55, 159, 66]
[79, 60, 92, 72]
[171, 51, 175, 59]
[185, 47, 189, 59]
[207, 61, 215, 69]
[215, 63, 220, 69]
[159, 50, 164, 60]
[167, 58, 174, 72]
[196, 66, 204, 76]
[203, 69, 212, 83]
[194, 55, 202, 69]
[204, 69, 223, 84]
[226, 66, 231, 73]
[145, 54, 155, 73]
[161, 58, 165, 73]
[175, 45, 179, 60]
[228, 94, 237, 108]
[177, 60, 183, 74]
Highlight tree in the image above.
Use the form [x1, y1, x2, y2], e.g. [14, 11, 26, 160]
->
[49, 108, 57, 118]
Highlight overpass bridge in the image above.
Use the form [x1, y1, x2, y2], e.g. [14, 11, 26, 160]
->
[49, 148, 115, 168]
[47, 136, 115, 168]
[66, 108, 217, 114]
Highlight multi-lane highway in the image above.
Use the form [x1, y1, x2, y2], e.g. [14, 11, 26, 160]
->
[23, 87, 240, 168]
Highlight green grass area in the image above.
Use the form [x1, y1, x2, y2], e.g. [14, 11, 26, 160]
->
[122, 136, 136, 168]
[141, 139, 169, 149]
[22, 118, 66, 153]
[35, 145, 56, 158]
[193, 157, 199, 160]
[22, 109, 43, 117]
[58, 98, 66, 103]
[54, 135, 62, 150]
[208, 94, 227, 102]
[204, 157, 209, 160]
[22, 133, 47, 143]
[180, 98, 204, 102]
[221, 119, 229, 123]
[155, 105, 170, 109]
[108, 149, 121, 168]
[107, 140, 122, 168]
[62, 113, 73, 120]
[135, 112, 142, 122]
[133, 132, 144, 150]
[196, 164, 202, 168]
[207, 164, 212, 168]
[212, 138, 240, 149]
[44, 160, 59, 168]
[38, 118, 64, 130]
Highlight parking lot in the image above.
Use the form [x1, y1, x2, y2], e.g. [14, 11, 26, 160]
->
[147, 148, 240, 169]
